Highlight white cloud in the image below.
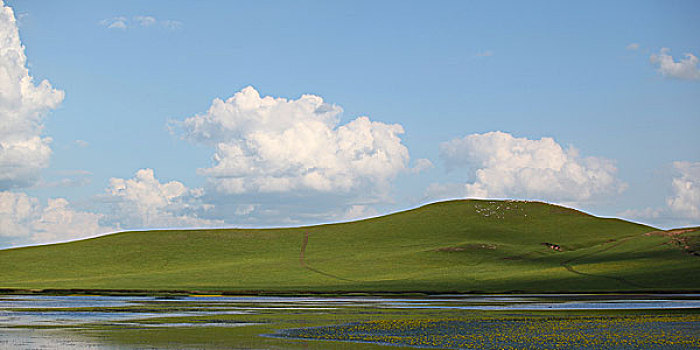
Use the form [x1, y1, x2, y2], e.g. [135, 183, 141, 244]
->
[618, 161, 700, 227]
[0, 191, 35, 238]
[109, 21, 126, 30]
[342, 204, 378, 221]
[650, 48, 700, 81]
[30, 198, 111, 244]
[133, 15, 156, 27]
[618, 207, 662, 221]
[0, 2, 64, 189]
[100, 15, 182, 31]
[177, 86, 410, 196]
[74, 139, 89, 147]
[626, 43, 640, 51]
[234, 204, 257, 216]
[433, 131, 624, 203]
[410, 158, 434, 174]
[667, 161, 700, 219]
[103, 168, 222, 229]
[100, 16, 127, 30]
[0, 191, 113, 246]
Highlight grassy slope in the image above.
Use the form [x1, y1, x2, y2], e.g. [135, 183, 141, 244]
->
[0, 199, 698, 293]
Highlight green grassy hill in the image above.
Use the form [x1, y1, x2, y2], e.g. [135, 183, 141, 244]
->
[1, 199, 698, 293]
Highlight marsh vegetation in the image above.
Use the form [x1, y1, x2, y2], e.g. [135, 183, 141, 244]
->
[1, 294, 698, 349]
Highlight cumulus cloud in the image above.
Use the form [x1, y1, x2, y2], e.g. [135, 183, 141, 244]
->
[618, 161, 700, 227]
[103, 168, 222, 229]
[618, 207, 663, 221]
[342, 204, 379, 221]
[0, 168, 225, 247]
[626, 43, 640, 51]
[410, 158, 434, 174]
[100, 15, 182, 30]
[0, 191, 113, 246]
[177, 86, 410, 196]
[666, 161, 700, 219]
[0, 2, 64, 189]
[432, 131, 624, 203]
[650, 48, 700, 81]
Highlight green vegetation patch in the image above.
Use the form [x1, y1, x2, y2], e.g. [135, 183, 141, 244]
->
[0, 199, 698, 293]
[279, 315, 700, 349]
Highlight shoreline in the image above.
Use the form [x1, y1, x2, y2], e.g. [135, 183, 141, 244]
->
[1, 288, 698, 297]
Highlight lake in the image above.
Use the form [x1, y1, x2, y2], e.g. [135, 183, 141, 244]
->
[1, 294, 698, 349]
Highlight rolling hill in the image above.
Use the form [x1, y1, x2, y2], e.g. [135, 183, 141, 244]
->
[0, 199, 698, 294]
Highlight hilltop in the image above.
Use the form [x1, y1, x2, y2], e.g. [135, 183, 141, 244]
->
[0, 199, 698, 294]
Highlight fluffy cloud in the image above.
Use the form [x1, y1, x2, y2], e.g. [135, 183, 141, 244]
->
[626, 43, 640, 51]
[178, 86, 410, 196]
[0, 168, 225, 247]
[342, 204, 379, 221]
[667, 161, 700, 219]
[0, 2, 64, 189]
[0, 191, 113, 246]
[433, 131, 624, 203]
[650, 48, 700, 81]
[103, 169, 222, 229]
[618, 161, 700, 226]
[410, 158, 434, 174]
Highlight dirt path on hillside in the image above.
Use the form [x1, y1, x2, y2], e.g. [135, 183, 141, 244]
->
[559, 236, 646, 289]
[299, 231, 309, 267]
[299, 231, 357, 282]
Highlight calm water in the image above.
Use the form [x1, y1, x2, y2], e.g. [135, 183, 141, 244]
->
[1, 294, 698, 349]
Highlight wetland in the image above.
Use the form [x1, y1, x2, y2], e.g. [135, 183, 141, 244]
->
[1, 293, 698, 349]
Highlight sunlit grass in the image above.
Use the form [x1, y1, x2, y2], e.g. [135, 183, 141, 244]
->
[3, 200, 697, 294]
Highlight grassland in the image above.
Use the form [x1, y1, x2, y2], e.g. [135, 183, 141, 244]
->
[0, 199, 698, 293]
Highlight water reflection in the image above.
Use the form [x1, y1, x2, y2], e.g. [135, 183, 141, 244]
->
[2, 294, 700, 325]
[0, 295, 141, 309]
[1, 294, 698, 349]
[0, 329, 119, 350]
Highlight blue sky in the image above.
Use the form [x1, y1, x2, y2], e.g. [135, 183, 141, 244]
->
[1, 0, 699, 247]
